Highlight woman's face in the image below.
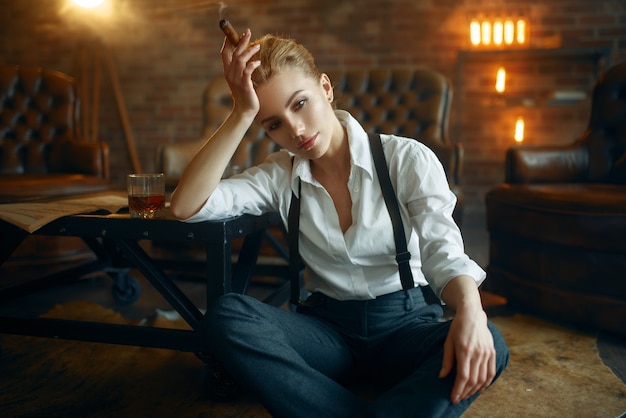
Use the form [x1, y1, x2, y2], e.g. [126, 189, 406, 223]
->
[255, 69, 338, 160]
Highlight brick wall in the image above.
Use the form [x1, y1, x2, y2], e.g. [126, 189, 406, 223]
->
[1, 0, 625, 224]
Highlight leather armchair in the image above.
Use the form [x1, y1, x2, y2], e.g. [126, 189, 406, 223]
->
[485, 61, 626, 336]
[1, 65, 111, 271]
[158, 68, 464, 223]
[0, 65, 110, 203]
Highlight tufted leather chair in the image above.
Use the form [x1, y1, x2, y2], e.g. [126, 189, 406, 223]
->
[0, 65, 111, 272]
[0, 65, 110, 203]
[484, 61, 626, 336]
[158, 68, 463, 223]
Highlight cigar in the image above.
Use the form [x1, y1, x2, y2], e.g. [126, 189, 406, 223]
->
[219, 19, 240, 46]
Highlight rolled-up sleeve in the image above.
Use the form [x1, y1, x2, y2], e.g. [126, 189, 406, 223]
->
[391, 138, 486, 297]
[182, 150, 292, 223]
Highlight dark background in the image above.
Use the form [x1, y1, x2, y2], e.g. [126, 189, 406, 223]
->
[1, 0, 625, 225]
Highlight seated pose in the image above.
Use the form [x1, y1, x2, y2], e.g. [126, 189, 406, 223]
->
[170, 28, 509, 418]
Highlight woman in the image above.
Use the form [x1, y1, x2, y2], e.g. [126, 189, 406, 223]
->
[170, 29, 509, 418]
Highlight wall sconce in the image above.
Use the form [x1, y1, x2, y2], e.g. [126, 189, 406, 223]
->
[514, 117, 525, 142]
[495, 67, 506, 93]
[469, 16, 528, 48]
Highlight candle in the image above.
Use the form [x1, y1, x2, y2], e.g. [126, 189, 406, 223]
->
[517, 19, 526, 45]
[493, 20, 503, 46]
[470, 20, 481, 46]
[495, 67, 506, 93]
[504, 20, 514, 45]
[514, 117, 525, 142]
[481, 21, 492, 45]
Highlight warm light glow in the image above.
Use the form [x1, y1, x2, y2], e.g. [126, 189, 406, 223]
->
[469, 16, 529, 47]
[495, 67, 506, 93]
[481, 21, 492, 45]
[470, 20, 481, 46]
[516, 19, 526, 44]
[72, 0, 104, 8]
[66, 0, 112, 19]
[514, 117, 525, 142]
[493, 21, 503, 45]
[504, 20, 515, 45]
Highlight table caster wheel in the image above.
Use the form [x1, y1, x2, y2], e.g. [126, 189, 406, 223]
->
[203, 362, 240, 402]
[110, 270, 141, 305]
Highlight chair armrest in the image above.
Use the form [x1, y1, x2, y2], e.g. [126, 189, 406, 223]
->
[49, 140, 110, 179]
[505, 143, 588, 183]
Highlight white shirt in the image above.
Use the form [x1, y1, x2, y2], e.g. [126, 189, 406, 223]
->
[185, 110, 485, 301]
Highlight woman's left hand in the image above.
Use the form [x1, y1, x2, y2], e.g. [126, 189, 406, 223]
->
[439, 276, 496, 404]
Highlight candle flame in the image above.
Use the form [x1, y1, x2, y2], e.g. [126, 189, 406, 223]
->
[493, 21, 503, 46]
[481, 21, 491, 45]
[504, 20, 514, 45]
[517, 19, 526, 44]
[495, 67, 506, 93]
[514, 117, 525, 142]
[470, 20, 481, 46]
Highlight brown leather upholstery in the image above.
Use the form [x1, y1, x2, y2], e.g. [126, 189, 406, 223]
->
[0, 65, 110, 203]
[485, 61, 626, 336]
[158, 68, 463, 223]
[1, 65, 112, 272]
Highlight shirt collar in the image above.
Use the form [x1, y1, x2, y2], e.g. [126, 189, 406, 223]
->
[290, 110, 374, 197]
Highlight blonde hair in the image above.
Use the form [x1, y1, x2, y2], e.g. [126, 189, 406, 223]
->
[250, 35, 321, 87]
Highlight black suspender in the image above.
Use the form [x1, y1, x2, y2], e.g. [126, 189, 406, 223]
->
[367, 132, 415, 292]
[288, 178, 303, 305]
[288, 133, 414, 305]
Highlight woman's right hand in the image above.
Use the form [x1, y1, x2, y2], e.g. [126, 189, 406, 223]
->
[221, 28, 262, 119]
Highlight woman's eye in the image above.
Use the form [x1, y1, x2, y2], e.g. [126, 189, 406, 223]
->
[268, 121, 281, 131]
[294, 98, 307, 110]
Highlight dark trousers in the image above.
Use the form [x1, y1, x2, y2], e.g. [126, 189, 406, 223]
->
[204, 286, 509, 418]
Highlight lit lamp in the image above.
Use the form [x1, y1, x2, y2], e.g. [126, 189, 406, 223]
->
[516, 19, 526, 44]
[495, 67, 506, 93]
[481, 21, 491, 46]
[504, 20, 515, 45]
[514, 117, 525, 142]
[493, 20, 503, 46]
[68, 0, 142, 172]
[73, 0, 104, 8]
[469, 16, 528, 47]
[470, 20, 481, 46]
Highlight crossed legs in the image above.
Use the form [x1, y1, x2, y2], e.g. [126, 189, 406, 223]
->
[204, 289, 509, 418]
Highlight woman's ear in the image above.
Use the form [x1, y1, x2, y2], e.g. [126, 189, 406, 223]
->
[320, 73, 334, 103]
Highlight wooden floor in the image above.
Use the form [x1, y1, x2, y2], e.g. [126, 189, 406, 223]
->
[1, 216, 624, 386]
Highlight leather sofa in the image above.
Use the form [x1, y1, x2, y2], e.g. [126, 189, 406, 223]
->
[484, 61, 626, 336]
[0, 65, 111, 270]
[158, 68, 464, 224]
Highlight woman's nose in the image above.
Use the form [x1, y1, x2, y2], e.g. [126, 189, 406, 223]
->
[286, 117, 305, 139]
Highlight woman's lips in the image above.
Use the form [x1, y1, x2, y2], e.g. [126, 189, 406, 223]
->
[297, 134, 318, 151]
